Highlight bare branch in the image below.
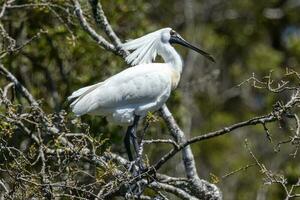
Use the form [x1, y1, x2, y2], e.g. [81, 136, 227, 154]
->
[0, 179, 8, 194]
[159, 105, 222, 199]
[149, 182, 198, 200]
[0, 64, 38, 106]
[153, 91, 300, 171]
[72, 0, 116, 53]
[88, 0, 124, 51]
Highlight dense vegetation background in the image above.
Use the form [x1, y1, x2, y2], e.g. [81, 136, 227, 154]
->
[1, 0, 300, 199]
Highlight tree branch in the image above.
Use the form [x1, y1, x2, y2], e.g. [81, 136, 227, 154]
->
[72, 0, 116, 53]
[159, 105, 221, 198]
[149, 181, 198, 200]
[153, 90, 300, 171]
[88, 0, 125, 55]
[0, 64, 38, 106]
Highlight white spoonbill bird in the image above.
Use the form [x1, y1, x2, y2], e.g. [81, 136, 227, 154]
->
[68, 28, 214, 161]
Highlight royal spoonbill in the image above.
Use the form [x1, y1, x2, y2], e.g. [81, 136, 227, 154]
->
[68, 28, 214, 161]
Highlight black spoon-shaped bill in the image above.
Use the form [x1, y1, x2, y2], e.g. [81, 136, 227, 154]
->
[170, 34, 215, 63]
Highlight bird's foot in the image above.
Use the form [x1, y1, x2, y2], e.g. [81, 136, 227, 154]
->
[128, 158, 146, 176]
[136, 159, 146, 172]
[128, 161, 138, 173]
[125, 178, 147, 198]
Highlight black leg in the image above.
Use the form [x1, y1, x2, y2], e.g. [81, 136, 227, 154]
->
[131, 115, 140, 156]
[124, 115, 140, 161]
[124, 125, 134, 161]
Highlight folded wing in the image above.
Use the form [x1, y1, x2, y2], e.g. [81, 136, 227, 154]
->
[69, 65, 171, 117]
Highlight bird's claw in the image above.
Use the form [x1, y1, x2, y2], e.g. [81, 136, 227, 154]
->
[128, 161, 138, 172]
[128, 158, 146, 176]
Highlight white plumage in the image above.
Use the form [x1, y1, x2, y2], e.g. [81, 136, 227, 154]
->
[121, 29, 163, 66]
[68, 63, 174, 124]
[68, 27, 213, 125]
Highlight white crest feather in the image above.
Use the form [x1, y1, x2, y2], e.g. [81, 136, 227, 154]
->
[121, 28, 171, 66]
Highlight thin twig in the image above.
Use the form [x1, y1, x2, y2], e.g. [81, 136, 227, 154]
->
[0, 64, 38, 106]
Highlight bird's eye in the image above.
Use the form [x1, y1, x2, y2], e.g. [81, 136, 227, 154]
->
[170, 30, 176, 36]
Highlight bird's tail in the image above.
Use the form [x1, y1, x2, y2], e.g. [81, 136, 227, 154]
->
[68, 85, 93, 101]
[68, 82, 103, 109]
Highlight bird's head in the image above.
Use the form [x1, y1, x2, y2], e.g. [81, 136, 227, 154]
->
[122, 28, 215, 65]
[160, 28, 215, 62]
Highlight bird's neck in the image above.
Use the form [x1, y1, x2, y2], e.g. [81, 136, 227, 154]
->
[160, 44, 183, 74]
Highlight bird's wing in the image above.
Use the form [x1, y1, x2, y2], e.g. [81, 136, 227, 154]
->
[70, 64, 172, 116]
